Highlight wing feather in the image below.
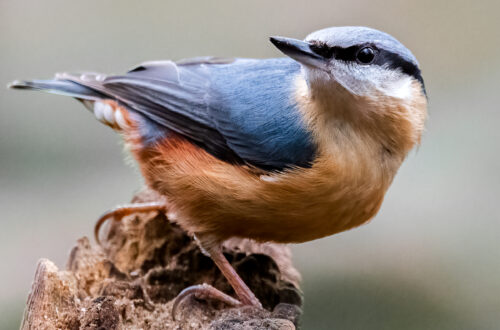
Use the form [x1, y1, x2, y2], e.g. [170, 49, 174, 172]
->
[61, 57, 316, 170]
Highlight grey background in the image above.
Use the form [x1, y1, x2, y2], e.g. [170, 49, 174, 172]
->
[1, 1, 499, 329]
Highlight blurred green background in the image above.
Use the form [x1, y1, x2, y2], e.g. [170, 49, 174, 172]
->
[1, 1, 499, 329]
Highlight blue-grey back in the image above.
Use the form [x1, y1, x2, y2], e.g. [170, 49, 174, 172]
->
[100, 57, 316, 171]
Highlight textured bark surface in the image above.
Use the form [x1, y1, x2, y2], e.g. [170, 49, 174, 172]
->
[21, 189, 303, 329]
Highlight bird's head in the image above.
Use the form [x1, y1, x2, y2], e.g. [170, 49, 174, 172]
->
[271, 26, 427, 156]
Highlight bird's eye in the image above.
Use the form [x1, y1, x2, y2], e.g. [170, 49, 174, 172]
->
[356, 47, 376, 64]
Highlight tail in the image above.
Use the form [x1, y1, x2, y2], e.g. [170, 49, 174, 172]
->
[8, 78, 134, 130]
[8, 79, 105, 101]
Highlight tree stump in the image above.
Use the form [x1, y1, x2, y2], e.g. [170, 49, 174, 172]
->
[20, 189, 303, 329]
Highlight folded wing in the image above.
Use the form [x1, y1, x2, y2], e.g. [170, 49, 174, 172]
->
[63, 57, 316, 171]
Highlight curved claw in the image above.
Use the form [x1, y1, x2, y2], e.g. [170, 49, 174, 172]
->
[171, 283, 241, 320]
[94, 209, 120, 246]
[94, 202, 167, 245]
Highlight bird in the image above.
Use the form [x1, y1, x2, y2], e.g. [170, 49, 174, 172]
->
[9, 26, 427, 314]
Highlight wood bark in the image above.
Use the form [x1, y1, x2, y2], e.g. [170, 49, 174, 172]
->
[21, 189, 303, 329]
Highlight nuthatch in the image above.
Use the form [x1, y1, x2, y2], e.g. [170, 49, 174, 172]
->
[9, 26, 427, 313]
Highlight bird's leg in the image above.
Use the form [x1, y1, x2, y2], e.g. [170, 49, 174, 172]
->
[94, 202, 167, 245]
[172, 243, 262, 318]
[208, 245, 262, 307]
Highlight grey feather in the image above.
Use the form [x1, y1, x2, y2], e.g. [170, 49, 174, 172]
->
[9, 57, 317, 171]
[8, 79, 105, 100]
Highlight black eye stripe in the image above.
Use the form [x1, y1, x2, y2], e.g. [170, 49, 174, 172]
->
[311, 43, 426, 95]
[309, 43, 334, 58]
[331, 45, 361, 61]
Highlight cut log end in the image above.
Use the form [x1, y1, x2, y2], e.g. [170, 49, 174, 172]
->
[21, 189, 303, 329]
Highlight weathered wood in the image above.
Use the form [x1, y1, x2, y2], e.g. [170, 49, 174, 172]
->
[21, 189, 302, 329]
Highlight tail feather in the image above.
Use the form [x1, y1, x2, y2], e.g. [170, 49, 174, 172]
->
[9, 78, 140, 131]
[8, 79, 105, 101]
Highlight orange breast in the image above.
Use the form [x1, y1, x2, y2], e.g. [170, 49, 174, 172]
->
[128, 133, 388, 245]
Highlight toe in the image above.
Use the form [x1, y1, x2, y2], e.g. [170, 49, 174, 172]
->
[171, 283, 241, 320]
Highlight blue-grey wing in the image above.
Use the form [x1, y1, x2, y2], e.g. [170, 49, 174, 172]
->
[80, 57, 316, 171]
[205, 58, 317, 170]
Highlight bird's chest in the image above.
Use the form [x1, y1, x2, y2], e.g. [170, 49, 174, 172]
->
[263, 158, 389, 242]
[129, 131, 392, 243]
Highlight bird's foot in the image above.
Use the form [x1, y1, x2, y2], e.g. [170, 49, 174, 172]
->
[94, 201, 167, 245]
[171, 283, 242, 319]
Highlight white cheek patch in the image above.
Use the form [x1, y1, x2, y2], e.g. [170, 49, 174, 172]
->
[316, 63, 415, 101]
[381, 76, 413, 99]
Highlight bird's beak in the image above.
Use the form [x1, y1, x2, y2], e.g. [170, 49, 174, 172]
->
[270, 36, 326, 69]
